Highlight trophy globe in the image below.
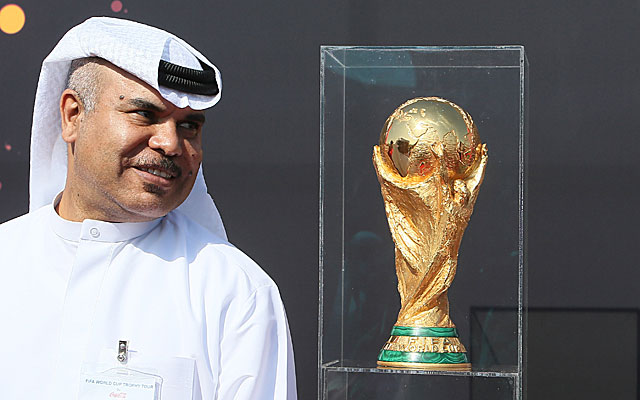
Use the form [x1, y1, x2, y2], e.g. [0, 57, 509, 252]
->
[379, 97, 482, 181]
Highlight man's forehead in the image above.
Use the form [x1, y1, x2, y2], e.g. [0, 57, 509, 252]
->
[99, 62, 159, 96]
[98, 61, 204, 115]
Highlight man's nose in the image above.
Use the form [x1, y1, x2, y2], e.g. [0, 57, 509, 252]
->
[148, 121, 182, 156]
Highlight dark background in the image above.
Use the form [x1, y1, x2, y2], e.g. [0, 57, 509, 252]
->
[1, 1, 638, 399]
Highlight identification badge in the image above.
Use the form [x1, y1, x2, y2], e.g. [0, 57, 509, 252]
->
[78, 368, 161, 400]
[79, 340, 195, 400]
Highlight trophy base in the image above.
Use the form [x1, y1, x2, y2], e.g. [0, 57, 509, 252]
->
[377, 360, 472, 371]
[377, 325, 471, 372]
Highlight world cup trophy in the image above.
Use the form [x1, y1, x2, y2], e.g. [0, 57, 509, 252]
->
[374, 97, 488, 371]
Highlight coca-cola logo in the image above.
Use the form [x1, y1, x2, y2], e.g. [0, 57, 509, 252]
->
[109, 391, 127, 398]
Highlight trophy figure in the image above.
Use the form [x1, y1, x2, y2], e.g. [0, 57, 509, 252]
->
[374, 97, 487, 371]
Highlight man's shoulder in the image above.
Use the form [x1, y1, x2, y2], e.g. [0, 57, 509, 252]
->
[0, 206, 48, 237]
[161, 210, 276, 291]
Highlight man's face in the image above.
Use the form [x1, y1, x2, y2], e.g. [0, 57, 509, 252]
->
[62, 63, 205, 222]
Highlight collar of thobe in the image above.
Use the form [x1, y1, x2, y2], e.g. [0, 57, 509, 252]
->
[49, 196, 161, 243]
[30, 16, 227, 241]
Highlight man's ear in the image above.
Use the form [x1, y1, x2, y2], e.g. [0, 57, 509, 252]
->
[60, 89, 84, 144]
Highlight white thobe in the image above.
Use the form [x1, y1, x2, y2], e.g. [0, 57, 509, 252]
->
[0, 204, 297, 399]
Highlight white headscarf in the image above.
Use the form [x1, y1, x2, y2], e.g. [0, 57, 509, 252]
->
[29, 17, 227, 240]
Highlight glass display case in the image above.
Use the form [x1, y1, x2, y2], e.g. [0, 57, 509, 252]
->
[319, 46, 528, 399]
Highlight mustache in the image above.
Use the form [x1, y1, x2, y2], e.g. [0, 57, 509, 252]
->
[133, 156, 182, 178]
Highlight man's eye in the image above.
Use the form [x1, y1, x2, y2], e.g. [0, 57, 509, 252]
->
[135, 110, 153, 119]
[178, 121, 200, 132]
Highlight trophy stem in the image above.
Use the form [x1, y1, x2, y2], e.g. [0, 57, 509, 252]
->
[397, 289, 453, 327]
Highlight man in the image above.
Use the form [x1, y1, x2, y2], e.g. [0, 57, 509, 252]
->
[0, 17, 297, 399]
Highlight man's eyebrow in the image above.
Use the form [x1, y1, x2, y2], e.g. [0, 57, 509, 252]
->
[185, 113, 206, 124]
[126, 98, 165, 112]
[126, 98, 205, 124]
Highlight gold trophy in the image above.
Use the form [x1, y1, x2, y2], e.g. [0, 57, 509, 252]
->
[374, 97, 487, 371]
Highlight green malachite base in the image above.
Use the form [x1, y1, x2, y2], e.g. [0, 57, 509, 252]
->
[390, 326, 459, 337]
[377, 325, 471, 371]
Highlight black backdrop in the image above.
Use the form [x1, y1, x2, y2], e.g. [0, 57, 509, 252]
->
[1, 1, 639, 399]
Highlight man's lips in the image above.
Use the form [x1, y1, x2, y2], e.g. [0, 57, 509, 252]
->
[131, 160, 182, 187]
[132, 167, 176, 188]
[127, 155, 183, 187]
[131, 157, 181, 177]
[136, 166, 174, 179]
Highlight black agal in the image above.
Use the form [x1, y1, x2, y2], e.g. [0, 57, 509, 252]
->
[158, 59, 219, 96]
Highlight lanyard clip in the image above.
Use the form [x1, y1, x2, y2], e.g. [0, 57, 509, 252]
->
[117, 340, 129, 363]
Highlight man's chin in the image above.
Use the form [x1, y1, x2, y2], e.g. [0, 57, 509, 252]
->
[121, 194, 184, 221]
[142, 182, 168, 195]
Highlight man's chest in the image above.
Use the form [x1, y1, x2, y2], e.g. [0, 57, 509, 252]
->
[0, 241, 220, 399]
